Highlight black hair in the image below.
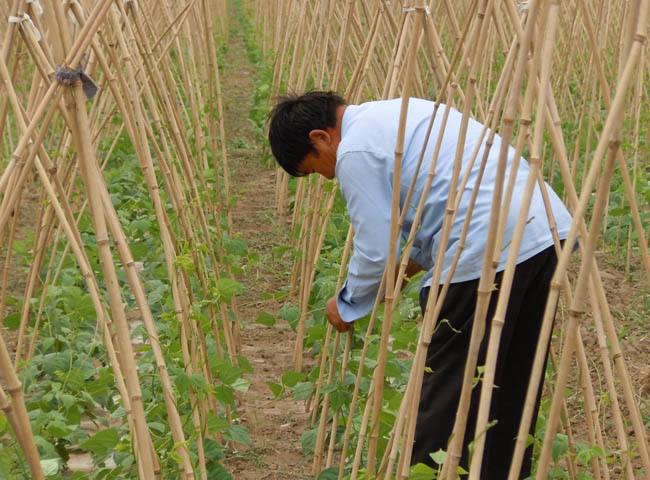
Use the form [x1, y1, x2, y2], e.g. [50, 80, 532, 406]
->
[268, 91, 346, 177]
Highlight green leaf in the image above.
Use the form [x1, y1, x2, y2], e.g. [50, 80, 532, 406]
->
[174, 254, 194, 272]
[281, 371, 304, 388]
[293, 382, 313, 401]
[266, 381, 284, 398]
[60, 393, 76, 409]
[0, 415, 7, 436]
[206, 413, 229, 434]
[46, 419, 73, 438]
[236, 355, 253, 373]
[278, 303, 299, 331]
[224, 425, 251, 446]
[42, 351, 73, 376]
[231, 377, 250, 392]
[409, 463, 436, 480]
[552, 433, 569, 462]
[215, 363, 244, 385]
[430, 449, 446, 465]
[317, 467, 338, 480]
[148, 422, 166, 434]
[300, 428, 317, 455]
[207, 463, 233, 480]
[223, 236, 248, 256]
[0, 448, 14, 477]
[3, 313, 20, 330]
[214, 385, 236, 407]
[80, 428, 120, 457]
[256, 311, 276, 326]
[40, 458, 61, 476]
[214, 278, 245, 304]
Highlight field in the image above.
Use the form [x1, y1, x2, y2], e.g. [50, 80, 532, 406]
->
[0, 0, 648, 479]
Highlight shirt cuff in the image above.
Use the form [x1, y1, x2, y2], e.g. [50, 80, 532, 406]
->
[335, 281, 376, 323]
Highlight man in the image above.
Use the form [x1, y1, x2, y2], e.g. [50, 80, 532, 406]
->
[268, 91, 571, 478]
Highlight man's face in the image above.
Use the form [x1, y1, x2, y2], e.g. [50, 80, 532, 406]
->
[299, 150, 336, 179]
[297, 128, 338, 179]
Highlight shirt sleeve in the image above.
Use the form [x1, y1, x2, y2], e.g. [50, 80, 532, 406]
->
[335, 150, 393, 322]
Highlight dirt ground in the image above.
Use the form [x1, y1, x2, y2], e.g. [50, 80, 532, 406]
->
[0, 186, 40, 356]
[221, 18, 312, 480]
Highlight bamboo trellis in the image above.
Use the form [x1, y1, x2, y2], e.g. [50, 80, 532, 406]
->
[255, 0, 650, 478]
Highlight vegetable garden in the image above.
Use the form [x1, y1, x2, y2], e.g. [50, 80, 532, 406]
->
[0, 0, 648, 479]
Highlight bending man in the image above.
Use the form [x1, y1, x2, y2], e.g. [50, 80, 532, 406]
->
[267, 91, 572, 479]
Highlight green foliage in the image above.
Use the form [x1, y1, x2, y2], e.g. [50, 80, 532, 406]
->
[223, 425, 252, 446]
[1, 128, 248, 477]
[80, 429, 120, 458]
[317, 467, 339, 479]
[233, 0, 275, 166]
[409, 463, 437, 480]
[300, 428, 318, 455]
[255, 311, 276, 326]
[213, 277, 245, 304]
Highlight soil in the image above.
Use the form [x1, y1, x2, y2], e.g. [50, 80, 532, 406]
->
[220, 15, 312, 480]
[0, 186, 40, 358]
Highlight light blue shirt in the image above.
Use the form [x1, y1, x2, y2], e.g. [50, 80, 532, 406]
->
[335, 98, 572, 322]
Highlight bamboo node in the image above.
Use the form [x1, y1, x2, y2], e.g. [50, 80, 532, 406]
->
[6, 383, 23, 394]
[55, 65, 99, 99]
[477, 286, 496, 296]
[568, 308, 585, 318]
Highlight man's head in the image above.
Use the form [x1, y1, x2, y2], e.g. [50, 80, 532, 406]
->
[268, 91, 346, 179]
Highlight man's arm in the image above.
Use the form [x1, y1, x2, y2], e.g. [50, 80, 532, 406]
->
[326, 150, 393, 331]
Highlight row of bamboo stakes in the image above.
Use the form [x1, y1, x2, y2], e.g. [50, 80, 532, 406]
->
[254, 0, 649, 478]
[0, 0, 239, 478]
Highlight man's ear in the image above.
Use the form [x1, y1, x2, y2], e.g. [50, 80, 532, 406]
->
[308, 129, 331, 145]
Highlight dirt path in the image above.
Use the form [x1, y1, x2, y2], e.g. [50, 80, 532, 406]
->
[221, 12, 311, 480]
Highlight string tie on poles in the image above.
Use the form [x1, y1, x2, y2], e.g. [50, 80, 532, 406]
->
[8, 13, 41, 42]
[402, 6, 431, 15]
[26, 0, 44, 16]
[55, 65, 99, 99]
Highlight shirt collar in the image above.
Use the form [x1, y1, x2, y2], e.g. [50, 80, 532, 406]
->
[335, 105, 358, 178]
[339, 104, 358, 142]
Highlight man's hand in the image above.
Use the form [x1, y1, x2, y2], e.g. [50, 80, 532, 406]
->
[326, 297, 352, 333]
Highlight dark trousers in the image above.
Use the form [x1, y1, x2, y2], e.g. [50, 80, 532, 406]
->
[412, 246, 558, 479]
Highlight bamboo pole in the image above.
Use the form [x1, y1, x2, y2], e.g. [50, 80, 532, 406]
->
[468, 2, 560, 476]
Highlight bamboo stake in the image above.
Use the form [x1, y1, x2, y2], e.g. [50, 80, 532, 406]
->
[0, 334, 44, 479]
